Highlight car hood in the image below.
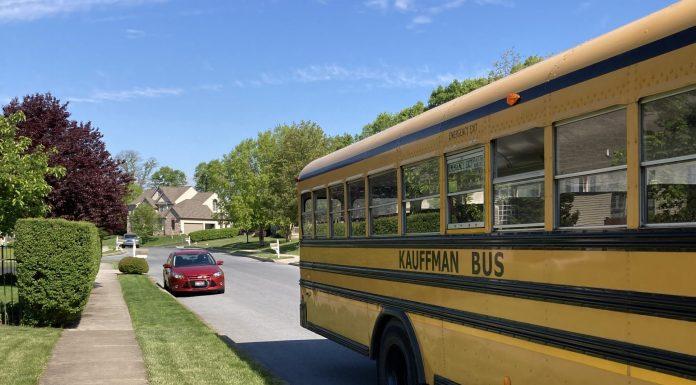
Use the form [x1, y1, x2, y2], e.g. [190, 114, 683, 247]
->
[171, 265, 221, 277]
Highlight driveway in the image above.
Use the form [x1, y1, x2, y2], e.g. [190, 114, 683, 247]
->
[141, 247, 376, 385]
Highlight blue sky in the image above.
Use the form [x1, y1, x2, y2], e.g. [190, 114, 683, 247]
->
[0, 0, 676, 180]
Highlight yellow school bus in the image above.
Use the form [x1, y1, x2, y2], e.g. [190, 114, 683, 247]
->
[297, 2, 696, 384]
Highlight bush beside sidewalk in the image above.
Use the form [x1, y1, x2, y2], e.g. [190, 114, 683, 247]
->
[119, 274, 281, 385]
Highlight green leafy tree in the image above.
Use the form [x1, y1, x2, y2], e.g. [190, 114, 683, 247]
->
[129, 204, 159, 242]
[150, 166, 187, 188]
[0, 112, 64, 235]
[218, 139, 273, 246]
[356, 102, 426, 140]
[358, 50, 544, 140]
[194, 160, 225, 192]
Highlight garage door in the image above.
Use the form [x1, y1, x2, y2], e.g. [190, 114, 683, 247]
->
[183, 222, 204, 233]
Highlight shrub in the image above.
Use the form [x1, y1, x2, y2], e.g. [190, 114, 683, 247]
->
[118, 257, 149, 274]
[372, 216, 398, 235]
[15, 218, 101, 327]
[189, 227, 239, 242]
[405, 211, 440, 234]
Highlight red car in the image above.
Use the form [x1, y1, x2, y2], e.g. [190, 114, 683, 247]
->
[162, 249, 225, 295]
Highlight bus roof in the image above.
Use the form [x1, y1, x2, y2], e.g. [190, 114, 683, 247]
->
[298, 0, 695, 183]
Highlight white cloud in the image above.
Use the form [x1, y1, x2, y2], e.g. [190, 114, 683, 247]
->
[0, 0, 165, 22]
[394, 0, 412, 11]
[234, 63, 472, 90]
[124, 28, 145, 38]
[69, 86, 182, 103]
[364, 0, 513, 28]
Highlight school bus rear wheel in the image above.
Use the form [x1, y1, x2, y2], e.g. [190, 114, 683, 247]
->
[378, 320, 418, 385]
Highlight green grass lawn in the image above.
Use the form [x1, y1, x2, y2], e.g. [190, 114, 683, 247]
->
[194, 235, 299, 258]
[142, 235, 188, 248]
[119, 274, 281, 385]
[1, 284, 18, 303]
[0, 325, 61, 385]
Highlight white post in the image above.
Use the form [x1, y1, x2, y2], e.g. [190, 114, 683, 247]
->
[186, 236, 191, 246]
[271, 239, 280, 258]
[132, 240, 136, 257]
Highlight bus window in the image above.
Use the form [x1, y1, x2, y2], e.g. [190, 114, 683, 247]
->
[347, 179, 366, 237]
[314, 188, 328, 238]
[329, 184, 346, 237]
[402, 158, 440, 234]
[369, 170, 398, 236]
[301, 192, 313, 238]
[493, 128, 545, 229]
[446, 149, 484, 229]
[556, 108, 627, 227]
[642, 88, 696, 225]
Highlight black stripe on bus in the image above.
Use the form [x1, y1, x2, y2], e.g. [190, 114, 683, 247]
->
[300, 280, 696, 380]
[298, 26, 696, 181]
[300, 262, 696, 322]
[304, 321, 370, 356]
[433, 375, 460, 385]
[301, 228, 696, 251]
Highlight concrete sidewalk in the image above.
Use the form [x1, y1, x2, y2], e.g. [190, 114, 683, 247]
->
[39, 263, 148, 385]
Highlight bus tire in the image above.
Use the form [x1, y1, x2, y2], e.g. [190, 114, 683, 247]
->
[377, 320, 419, 385]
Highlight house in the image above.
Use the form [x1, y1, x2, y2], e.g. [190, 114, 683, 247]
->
[128, 186, 227, 235]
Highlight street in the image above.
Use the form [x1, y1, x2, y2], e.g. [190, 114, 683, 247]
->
[143, 247, 376, 385]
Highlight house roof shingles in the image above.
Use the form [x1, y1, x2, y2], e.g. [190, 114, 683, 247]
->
[158, 186, 192, 203]
[171, 197, 214, 220]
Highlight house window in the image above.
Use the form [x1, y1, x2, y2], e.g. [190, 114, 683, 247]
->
[171, 219, 176, 230]
[402, 158, 440, 234]
[212, 199, 218, 212]
[493, 128, 545, 229]
[642, 88, 696, 225]
[369, 170, 398, 236]
[329, 184, 345, 237]
[447, 149, 484, 229]
[556, 108, 627, 228]
[347, 180, 366, 237]
[205, 223, 215, 230]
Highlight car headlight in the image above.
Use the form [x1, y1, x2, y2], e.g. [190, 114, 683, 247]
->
[213, 271, 223, 278]
[173, 273, 185, 279]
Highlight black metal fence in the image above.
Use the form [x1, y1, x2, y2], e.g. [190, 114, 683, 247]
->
[1, 245, 19, 324]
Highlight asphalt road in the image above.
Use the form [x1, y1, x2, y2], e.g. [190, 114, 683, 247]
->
[142, 247, 376, 385]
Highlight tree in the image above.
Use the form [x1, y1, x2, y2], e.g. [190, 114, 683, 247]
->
[115, 150, 158, 189]
[129, 204, 159, 242]
[428, 78, 489, 109]
[265, 121, 338, 241]
[194, 160, 225, 192]
[356, 102, 426, 140]
[150, 166, 187, 188]
[218, 139, 273, 246]
[0, 112, 65, 235]
[3, 93, 132, 234]
[357, 50, 544, 140]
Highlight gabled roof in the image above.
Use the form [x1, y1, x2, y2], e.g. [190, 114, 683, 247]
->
[130, 189, 156, 206]
[170, 197, 214, 220]
[157, 186, 192, 204]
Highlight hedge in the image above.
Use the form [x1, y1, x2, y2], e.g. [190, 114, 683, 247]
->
[118, 257, 149, 274]
[189, 227, 239, 242]
[15, 218, 101, 327]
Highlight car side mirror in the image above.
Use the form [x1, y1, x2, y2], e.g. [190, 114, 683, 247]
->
[216, 260, 223, 265]
[163, 263, 171, 269]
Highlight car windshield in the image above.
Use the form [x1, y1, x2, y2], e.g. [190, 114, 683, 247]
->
[173, 253, 216, 267]
[125, 234, 137, 239]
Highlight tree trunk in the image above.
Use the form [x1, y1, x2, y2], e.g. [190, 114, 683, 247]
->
[285, 224, 292, 242]
[245, 230, 249, 244]
[258, 225, 265, 247]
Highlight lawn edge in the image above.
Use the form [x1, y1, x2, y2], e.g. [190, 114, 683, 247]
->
[120, 273, 286, 385]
